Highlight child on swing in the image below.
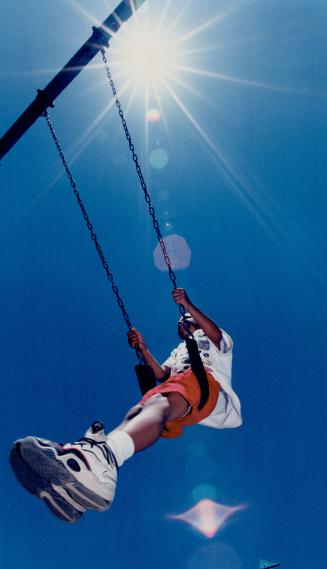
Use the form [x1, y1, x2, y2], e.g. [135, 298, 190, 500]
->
[10, 288, 242, 523]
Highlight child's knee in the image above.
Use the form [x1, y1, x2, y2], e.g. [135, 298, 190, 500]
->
[143, 393, 171, 417]
[143, 392, 188, 421]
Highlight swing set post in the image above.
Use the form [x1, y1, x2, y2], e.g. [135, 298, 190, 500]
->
[0, 0, 146, 161]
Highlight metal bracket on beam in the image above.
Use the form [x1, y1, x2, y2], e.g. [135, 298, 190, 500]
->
[91, 26, 110, 48]
[35, 89, 55, 114]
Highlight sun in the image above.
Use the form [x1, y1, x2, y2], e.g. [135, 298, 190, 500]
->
[110, 22, 178, 89]
[108, 13, 184, 96]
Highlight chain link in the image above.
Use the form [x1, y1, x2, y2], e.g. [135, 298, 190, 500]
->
[42, 111, 146, 359]
[100, 48, 185, 318]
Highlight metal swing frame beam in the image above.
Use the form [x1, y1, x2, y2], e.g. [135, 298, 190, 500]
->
[0, 0, 146, 161]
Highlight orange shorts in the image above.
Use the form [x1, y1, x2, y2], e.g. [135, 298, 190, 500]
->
[140, 367, 220, 439]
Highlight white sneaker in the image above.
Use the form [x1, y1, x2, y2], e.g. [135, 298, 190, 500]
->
[11, 421, 118, 515]
[10, 441, 86, 523]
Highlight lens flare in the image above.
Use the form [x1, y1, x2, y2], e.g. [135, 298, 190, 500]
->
[147, 108, 161, 122]
[153, 234, 191, 271]
[149, 147, 169, 169]
[169, 499, 246, 538]
[191, 483, 217, 502]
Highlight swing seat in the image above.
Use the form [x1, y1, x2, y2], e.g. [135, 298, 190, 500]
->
[134, 364, 157, 395]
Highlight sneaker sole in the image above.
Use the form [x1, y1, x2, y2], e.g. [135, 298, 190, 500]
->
[17, 437, 111, 512]
[9, 442, 84, 523]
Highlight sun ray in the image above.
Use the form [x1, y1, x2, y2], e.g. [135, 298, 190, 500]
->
[176, 45, 226, 58]
[144, 83, 149, 165]
[152, 85, 170, 139]
[173, 63, 315, 97]
[169, 73, 213, 105]
[172, 0, 245, 47]
[162, 79, 326, 285]
[176, 31, 275, 58]
[0, 68, 62, 78]
[21, 74, 135, 221]
[162, 79, 233, 167]
[70, 67, 139, 166]
[15, 74, 139, 233]
[173, 64, 289, 92]
[0, 60, 110, 80]
[154, 0, 172, 40]
[72, 76, 133, 149]
[157, 0, 193, 44]
[79, 66, 127, 96]
[161, 81, 292, 245]
[66, 0, 102, 27]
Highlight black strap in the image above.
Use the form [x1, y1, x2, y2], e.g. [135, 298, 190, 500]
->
[185, 337, 209, 411]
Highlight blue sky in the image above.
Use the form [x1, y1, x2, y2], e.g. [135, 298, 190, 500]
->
[0, 2, 326, 569]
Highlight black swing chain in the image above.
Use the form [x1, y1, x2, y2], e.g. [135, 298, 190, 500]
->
[100, 47, 185, 319]
[42, 110, 145, 361]
[100, 52, 205, 402]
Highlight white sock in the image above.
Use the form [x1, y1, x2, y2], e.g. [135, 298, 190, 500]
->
[106, 430, 135, 467]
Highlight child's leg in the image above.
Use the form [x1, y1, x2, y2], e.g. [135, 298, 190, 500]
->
[10, 391, 189, 520]
[111, 392, 189, 452]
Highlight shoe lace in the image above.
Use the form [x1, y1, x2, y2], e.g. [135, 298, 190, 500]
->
[78, 438, 118, 470]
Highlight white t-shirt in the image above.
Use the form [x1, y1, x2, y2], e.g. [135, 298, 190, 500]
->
[162, 329, 242, 429]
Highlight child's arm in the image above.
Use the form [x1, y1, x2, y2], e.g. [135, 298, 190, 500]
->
[173, 288, 222, 346]
[127, 328, 170, 380]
